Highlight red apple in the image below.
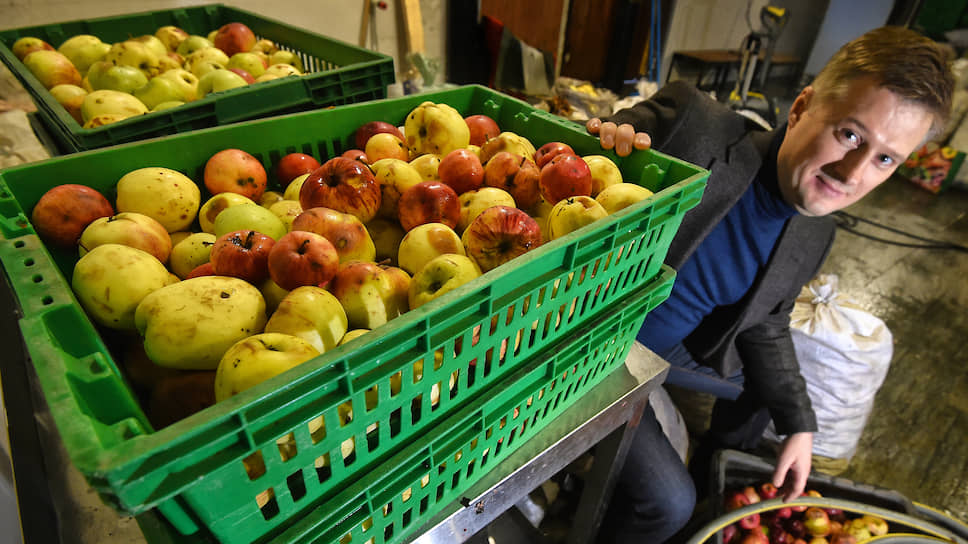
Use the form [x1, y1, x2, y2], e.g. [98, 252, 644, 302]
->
[365, 132, 410, 163]
[534, 141, 575, 169]
[742, 486, 762, 504]
[738, 512, 761, 530]
[397, 181, 460, 231]
[12, 37, 55, 61]
[829, 535, 857, 544]
[438, 148, 484, 194]
[759, 482, 779, 500]
[187, 262, 215, 278]
[725, 491, 751, 512]
[267, 230, 339, 290]
[464, 114, 500, 146]
[31, 184, 114, 248]
[775, 506, 793, 519]
[228, 67, 255, 84]
[723, 524, 738, 544]
[461, 205, 541, 272]
[539, 153, 592, 204]
[786, 519, 807, 539]
[341, 149, 369, 164]
[740, 526, 769, 544]
[275, 152, 321, 185]
[803, 508, 831, 537]
[213, 22, 257, 57]
[300, 157, 382, 223]
[482, 151, 541, 209]
[354, 120, 405, 150]
[204, 148, 268, 201]
[291, 206, 376, 264]
[210, 229, 274, 284]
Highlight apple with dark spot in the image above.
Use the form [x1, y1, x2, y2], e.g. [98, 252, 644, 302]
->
[210, 229, 274, 284]
[397, 181, 460, 231]
[354, 120, 405, 150]
[275, 152, 321, 185]
[483, 151, 541, 209]
[31, 184, 114, 248]
[300, 157, 382, 223]
[539, 153, 592, 203]
[438, 148, 484, 194]
[464, 114, 500, 146]
[204, 148, 268, 201]
[267, 230, 339, 290]
[461, 205, 541, 272]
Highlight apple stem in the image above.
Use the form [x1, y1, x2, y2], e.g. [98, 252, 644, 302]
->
[298, 238, 311, 255]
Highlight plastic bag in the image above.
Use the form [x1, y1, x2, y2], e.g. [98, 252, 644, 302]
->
[765, 274, 892, 461]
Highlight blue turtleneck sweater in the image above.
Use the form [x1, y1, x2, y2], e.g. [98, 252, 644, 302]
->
[638, 128, 797, 356]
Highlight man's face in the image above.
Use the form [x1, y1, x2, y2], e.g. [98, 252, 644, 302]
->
[776, 76, 934, 216]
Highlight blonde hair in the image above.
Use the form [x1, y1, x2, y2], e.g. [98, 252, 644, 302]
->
[810, 26, 954, 139]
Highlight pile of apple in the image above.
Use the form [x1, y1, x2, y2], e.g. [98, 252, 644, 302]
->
[28, 99, 654, 428]
[11, 20, 304, 127]
[723, 483, 891, 544]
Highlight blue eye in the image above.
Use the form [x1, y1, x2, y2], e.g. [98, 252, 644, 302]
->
[878, 155, 894, 167]
[841, 129, 859, 145]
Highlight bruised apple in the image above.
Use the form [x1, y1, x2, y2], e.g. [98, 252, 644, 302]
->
[291, 206, 376, 264]
[210, 229, 275, 284]
[275, 153, 321, 186]
[482, 151, 541, 209]
[300, 157, 381, 223]
[31, 184, 114, 248]
[534, 141, 575, 169]
[204, 148, 268, 201]
[438, 148, 484, 195]
[267, 230, 339, 290]
[464, 114, 500, 146]
[397, 181, 461, 231]
[354, 120, 405, 150]
[79, 212, 172, 263]
[539, 153, 592, 203]
[461, 205, 541, 272]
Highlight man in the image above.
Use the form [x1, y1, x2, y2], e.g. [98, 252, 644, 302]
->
[586, 26, 953, 542]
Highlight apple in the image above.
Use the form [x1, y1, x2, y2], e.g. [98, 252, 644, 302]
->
[213, 203, 287, 241]
[259, 190, 285, 208]
[397, 181, 460, 231]
[583, 154, 624, 195]
[79, 212, 172, 263]
[267, 230, 339, 290]
[23, 50, 82, 89]
[187, 261, 216, 278]
[169, 232, 217, 279]
[251, 38, 278, 56]
[341, 149, 369, 165]
[329, 260, 409, 329]
[479, 131, 536, 163]
[49, 84, 87, 123]
[275, 152, 320, 185]
[534, 141, 575, 169]
[398, 222, 465, 275]
[259, 277, 289, 313]
[227, 67, 256, 84]
[370, 158, 424, 219]
[131, 34, 168, 60]
[366, 217, 406, 264]
[198, 192, 256, 233]
[741, 486, 761, 504]
[829, 535, 857, 544]
[196, 68, 248, 96]
[464, 114, 500, 146]
[438, 148, 484, 195]
[80, 89, 148, 123]
[803, 508, 831, 537]
[210, 229, 275, 284]
[152, 101, 185, 112]
[157, 69, 199, 101]
[339, 329, 370, 345]
[268, 50, 304, 72]
[355, 120, 405, 150]
[482, 151, 541, 209]
[738, 512, 761, 530]
[860, 515, 888, 536]
[410, 153, 441, 181]
[213, 22, 257, 57]
[156, 53, 182, 73]
[156, 25, 190, 52]
[264, 286, 348, 352]
[408, 253, 481, 309]
[214, 332, 319, 402]
[546, 196, 608, 240]
[133, 76, 187, 110]
[299, 157, 382, 223]
[169, 231, 193, 246]
[291, 206, 376, 264]
[57, 34, 110, 76]
[365, 132, 410, 163]
[256, 63, 301, 82]
[31, 184, 114, 248]
[12, 37, 54, 60]
[204, 148, 268, 200]
[86, 61, 148, 93]
[457, 187, 516, 233]
[176, 35, 214, 57]
[539, 153, 593, 204]
[759, 482, 779, 500]
[82, 114, 130, 128]
[595, 182, 654, 214]
[227, 51, 268, 78]
[267, 199, 303, 231]
[284, 173, 310, 201]
[461, 206, 541, 272]
[405, 101, 470, 157]
[105, 40, 162, 78]
[72, 244, 171, 331]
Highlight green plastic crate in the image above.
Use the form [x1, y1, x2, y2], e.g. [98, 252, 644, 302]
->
[0, 4, 395, 153]
[0, 84, 707, 543]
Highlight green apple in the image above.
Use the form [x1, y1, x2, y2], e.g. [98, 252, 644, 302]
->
[408, 253, 481, 309]
[196, 69, 248, 97]
[214, 203, 287, 241]
[86, 61, 148, 93]
[255, 63, 300, 82]
[547, 196, 608, 240]
[72, 244, 171, 331]
[198, 192, 256, 233]
[157, 68, 198, 101]
[176, 35, 214, 57]
[214, 332, 320, 402]
[259, 277, 290, 314]
[267, 200, 303, 232]
[133, 77, 187, 110]
[169, 232, 216, 279]
[595, 183, 654, 214]
[105, 40, 162, 78]
[264, 286, 348, 353]
[398, 222, 464, 276]
[155, 25, 189, 52]
[80, 89, 148, 123]
[152, 100, 185, 112]
[583, 155, 624, 196]
[227, 52, 267, 78]
[185, 47, 230, 73]
[131, 34, 168, 60]
[57, 34, 110, 75]
[78, 212, 172, 263]
[268, 50, 303, 72]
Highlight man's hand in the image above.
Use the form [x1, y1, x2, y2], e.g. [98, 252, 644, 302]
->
[772, 432, 813, 502]
[586, 118, 651, 157]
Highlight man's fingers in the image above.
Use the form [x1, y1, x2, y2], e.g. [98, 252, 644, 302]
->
[586, 117, 602, 134]
[633, 132, 652, 150]
[599, 121, 618, 150]
[616, 124, 636, 156]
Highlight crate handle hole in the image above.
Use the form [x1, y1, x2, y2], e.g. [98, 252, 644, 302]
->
[41, 295, 53, 306]
[257, 488, 279, 520]
[243, 451, 267, 480]
[14, 240, 25, 248]
[23, 258, 34, 267]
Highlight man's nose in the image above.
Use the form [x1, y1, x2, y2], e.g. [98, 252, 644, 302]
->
[829, 148, 869, 186]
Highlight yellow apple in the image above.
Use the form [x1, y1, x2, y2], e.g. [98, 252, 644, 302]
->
[78, 212, 172, 263]
[457, 187, 516, 233]
[116, 167, 201, 232]
[583, 155, 624, 196]
[404, 101, 470, 157]
[214, 333, 320, 402]
[169, 232, 216, 279]
[264, 286, 349, 353]
[595, 182, 654, 214]
[546, 196, 608, 240]
[198, 192, 257, 233]
[408, 253, 481, 309]
[370, 158, 424, 219]
[397, 222, 465, 276]
[72, 244, 171, 331]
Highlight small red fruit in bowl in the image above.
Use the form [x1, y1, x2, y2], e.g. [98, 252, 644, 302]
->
[438, 148, 484, 195]
[534, 141, 575, 169]
[267, 230, 339, 290]
[738, 512, 761, 530]
[397, 181, 461, 231]
[275, 152, 321, 185]
[464, 114, 500, 146]
[539, 153, 592, 204]
[210, 229, 275, 284]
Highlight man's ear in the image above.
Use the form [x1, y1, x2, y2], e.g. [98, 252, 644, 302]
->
[787, 86, 814, 128]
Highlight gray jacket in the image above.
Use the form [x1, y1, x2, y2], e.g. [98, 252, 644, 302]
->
[608, 81, 836, 434]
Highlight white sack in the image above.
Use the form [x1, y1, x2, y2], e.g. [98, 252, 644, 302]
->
[766, 274, 893, 460]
